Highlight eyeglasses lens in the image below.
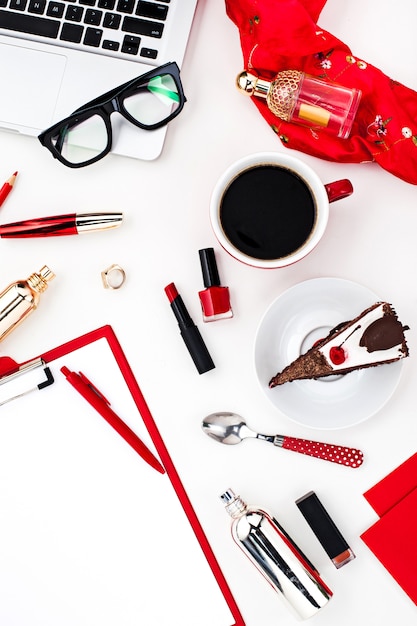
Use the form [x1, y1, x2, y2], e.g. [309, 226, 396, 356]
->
[123, 73, 180, 125]
[51, 114, 108, 166]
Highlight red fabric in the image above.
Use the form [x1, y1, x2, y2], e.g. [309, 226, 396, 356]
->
[225, 0, 417, 184]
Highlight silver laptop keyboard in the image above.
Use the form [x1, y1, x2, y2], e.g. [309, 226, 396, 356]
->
[0, 0, 170, 61]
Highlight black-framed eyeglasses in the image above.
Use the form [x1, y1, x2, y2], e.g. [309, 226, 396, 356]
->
[38, 61, 186, 168]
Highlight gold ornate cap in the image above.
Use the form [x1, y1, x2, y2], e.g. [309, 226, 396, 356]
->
[267, 70, 303, 121]
[237, 69, 303, 122]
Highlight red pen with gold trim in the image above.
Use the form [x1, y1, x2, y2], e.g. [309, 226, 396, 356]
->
[61, 366, 165, 474]
[0, 171, 17, 208]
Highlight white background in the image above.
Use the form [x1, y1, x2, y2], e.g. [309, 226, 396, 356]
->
[0, 0, 417, 624]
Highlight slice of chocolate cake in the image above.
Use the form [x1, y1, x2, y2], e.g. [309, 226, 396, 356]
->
[269, 302, 409, 388]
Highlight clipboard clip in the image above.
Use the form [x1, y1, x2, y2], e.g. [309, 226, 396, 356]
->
[0, 357, 54, 406]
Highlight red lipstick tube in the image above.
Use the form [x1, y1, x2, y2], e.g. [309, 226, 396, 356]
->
[198, 248, 233, 322]
[165, 282, 215, 374]
[0, 213, 123, 237]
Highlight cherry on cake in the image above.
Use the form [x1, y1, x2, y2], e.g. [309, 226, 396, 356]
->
[269, 302, 409, 388]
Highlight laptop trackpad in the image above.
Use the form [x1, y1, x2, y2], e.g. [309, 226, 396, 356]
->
[0, 43, 66, 130]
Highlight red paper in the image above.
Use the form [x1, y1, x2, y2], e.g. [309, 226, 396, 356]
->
[225, 0, 417, 184]
[364, 452, 417, 517]
[361, 486, 417, 605]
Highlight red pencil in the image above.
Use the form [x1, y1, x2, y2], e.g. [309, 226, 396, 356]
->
[0, 171, 18, 208]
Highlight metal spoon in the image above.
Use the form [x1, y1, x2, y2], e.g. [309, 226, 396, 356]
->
[202, 412, 363, 468]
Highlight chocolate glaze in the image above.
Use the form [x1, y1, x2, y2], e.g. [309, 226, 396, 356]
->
[359, 315, 406, 352]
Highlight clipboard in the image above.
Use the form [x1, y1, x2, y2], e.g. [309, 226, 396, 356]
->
[0, 325, 244, 626]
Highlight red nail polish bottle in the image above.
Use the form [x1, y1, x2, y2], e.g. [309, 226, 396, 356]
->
[198, 248, 233, 322]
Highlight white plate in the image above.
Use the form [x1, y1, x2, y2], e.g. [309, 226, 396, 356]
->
[254, 277, 404, 430]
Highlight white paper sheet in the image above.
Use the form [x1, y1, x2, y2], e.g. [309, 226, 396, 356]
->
[0, 337, 236, 626]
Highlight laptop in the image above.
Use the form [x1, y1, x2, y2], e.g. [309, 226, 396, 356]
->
[0, 0, 198, 160]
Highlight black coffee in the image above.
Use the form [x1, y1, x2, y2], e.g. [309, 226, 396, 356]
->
[220, 165, 316, 261]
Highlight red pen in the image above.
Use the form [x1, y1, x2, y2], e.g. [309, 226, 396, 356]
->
[0, 171, 17, 208]
[61, 366, 165, 474]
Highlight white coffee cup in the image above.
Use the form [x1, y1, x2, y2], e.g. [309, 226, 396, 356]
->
[209, 152, 353, 269]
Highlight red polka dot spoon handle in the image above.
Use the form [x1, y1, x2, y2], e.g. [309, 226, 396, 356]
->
[275, 435, 363, 468]
[201, 413, 364, 469]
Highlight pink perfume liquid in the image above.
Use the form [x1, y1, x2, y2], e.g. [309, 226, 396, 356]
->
[290, 74, 361, 138]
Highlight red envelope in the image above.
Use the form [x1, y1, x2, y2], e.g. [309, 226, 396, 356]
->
[361, 486, 417, 605]
[363, 452, 417, 517]
[361, 452, 417, 605]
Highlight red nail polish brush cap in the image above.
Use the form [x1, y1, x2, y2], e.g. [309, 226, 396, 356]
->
[198, 248, 233, 322]
[199, 247, 221, 288]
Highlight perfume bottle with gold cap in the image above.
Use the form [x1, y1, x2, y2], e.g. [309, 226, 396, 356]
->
[237, 69, 361, 139]
[0, 266, 55, 342]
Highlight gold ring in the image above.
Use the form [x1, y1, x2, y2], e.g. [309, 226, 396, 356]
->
[101, 264, 126, 289]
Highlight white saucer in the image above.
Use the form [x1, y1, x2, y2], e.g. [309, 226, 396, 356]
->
[254, 277, 404, 430]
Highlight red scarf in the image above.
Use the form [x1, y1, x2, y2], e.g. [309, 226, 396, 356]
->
[226, 0, 417, 184]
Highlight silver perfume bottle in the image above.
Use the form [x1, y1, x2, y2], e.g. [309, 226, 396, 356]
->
[220, 489, 332, 620]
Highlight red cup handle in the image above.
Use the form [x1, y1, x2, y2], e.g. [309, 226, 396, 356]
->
[324, 179, 353, 203]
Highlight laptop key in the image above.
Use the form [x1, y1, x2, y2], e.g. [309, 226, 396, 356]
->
[9, 0, 27, 10]
[140, 46, 157, 59]
[102, 38, 118, 50]
[0, 8, 59, 36]
[60, 20, 83, 41]
[83, 25, 101, 45]
[97, 0, 114, 8]
[121, 33, 139, 54]
[122, 15, 163, 38]
[136, 1, 168, 21]
[65, 4, 83, 20]
[46, 1, 64, 17]
[84, 8, 102, 24]
[28, 0, 47, 14]
[116, 0, 133, 13]
[102, 11, 119, 28]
